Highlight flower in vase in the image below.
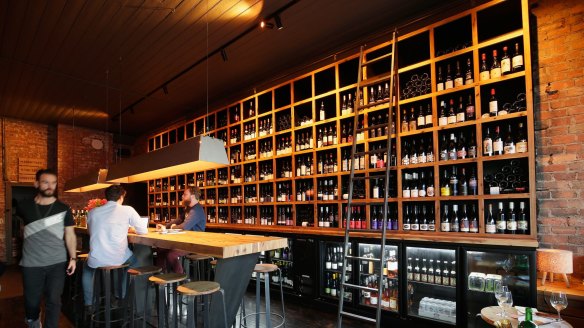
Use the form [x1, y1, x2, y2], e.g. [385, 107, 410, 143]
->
[84, 198, 107, 211]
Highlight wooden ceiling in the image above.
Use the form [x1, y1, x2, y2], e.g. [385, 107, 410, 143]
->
[0, 0, 462, 138]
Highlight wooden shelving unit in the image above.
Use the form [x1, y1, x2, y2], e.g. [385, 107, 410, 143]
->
[146, 0, 536, 247]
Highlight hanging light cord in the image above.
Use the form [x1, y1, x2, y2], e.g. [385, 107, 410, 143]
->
[205, 0, 210, 134]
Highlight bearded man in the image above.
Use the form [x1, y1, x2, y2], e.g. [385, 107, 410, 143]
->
[155, 186, 206, 273]
[16, 169, 77, 328]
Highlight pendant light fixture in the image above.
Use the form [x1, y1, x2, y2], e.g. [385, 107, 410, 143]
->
[106, 1, 228, 184]
[65, 71, 112, 193]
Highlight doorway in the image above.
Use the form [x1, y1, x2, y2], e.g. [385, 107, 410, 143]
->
[4, 183, 36, 265]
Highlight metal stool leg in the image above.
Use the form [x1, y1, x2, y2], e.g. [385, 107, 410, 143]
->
[186, 296, 195, 328]
[105, 269, 112, 328]
[156, 284, 167, 328]
[219, 289, 228, 328]
[264, 272, 272, 328]
[278, 269, 286, 328]
[255, 274, 261, 328]
[143, 279, 150, 328]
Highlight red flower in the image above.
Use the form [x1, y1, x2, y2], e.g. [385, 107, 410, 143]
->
[84, 198, 107, 211]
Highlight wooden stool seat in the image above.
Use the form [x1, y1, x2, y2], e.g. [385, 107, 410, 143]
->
[186, 254, 213, 261]
[78, 253, 89, 260]
[210, 260, 217, 266]
[177, 281, 221, 296]
[97, 263, 129, 271]
[128, 265, 162, 276]
[254, 263, 278, 273]
[149, 272, 187, 284]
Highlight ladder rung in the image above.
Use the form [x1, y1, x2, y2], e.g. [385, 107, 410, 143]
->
[346, 255, 381, 262]
[342, 282, 378, 292]
[360, 73, 393, 88]
[362, 52, 393, 66]
[354, 99, 390, 113]
[355, 123, 391, 133]
[340, 310, 377, 323]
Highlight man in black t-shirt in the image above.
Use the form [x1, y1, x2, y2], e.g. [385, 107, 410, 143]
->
[16, 169, 77, 328]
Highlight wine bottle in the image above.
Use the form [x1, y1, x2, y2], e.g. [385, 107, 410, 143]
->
[507, 202, 517, 234]
[518, 202, 528, 234]
[441, 204, 451, 232]
[465, 58, 474, 85]
[445, 64, 454, 89]
[516, 122, 528, 153]
[489, 88, 498, 117]
[504, 124, 516, 154]
[501, 46, 511, 75]
[454, 60, 463, 87]
[456, 96, 465, 123]
[438, 101, 448, 126]
[483, 127, 493, 156]
[466, 94, 475, 120]
[451, 204, 460, 232]
[490, 49, 501, 78]
[486, 203, 496, 234]
[437, 66, 444, 91]
[518, 308, 536, 328]
[447, 99, 456, 125]
[480, 53, 490, 81]
[425, 104, 433, 128]
[470, 204, 479, 233]
[493, 126, 503, 156]
[417, 105, 425, 129]
[496, 202, 506, 234]
[319, 101, 326, 121]
[512, 43, 524, 72]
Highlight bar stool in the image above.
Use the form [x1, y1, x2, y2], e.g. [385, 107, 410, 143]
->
[241, 264, 286, 328]
[90, 263, 130, 328]
[184, 254, 214, 281]
[149, 272, 188, 328]
[177, 281, 228, 328]
[125, 265, 162, 328]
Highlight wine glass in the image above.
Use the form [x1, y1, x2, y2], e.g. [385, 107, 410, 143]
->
[550, 291, 568, 321]
[494, 285, 509, 316]
[501, 291, 513, 318]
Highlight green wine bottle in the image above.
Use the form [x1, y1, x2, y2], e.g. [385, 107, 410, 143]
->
[518, 307, 537, 328]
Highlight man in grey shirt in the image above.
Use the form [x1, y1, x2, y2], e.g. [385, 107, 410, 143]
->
[82, 185, 148, 308]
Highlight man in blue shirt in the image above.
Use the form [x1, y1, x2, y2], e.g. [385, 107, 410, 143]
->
[82, 185, 148, 309]
[155, 186, 205, 273]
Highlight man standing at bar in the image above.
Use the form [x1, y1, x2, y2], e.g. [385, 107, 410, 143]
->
[16, 169, 77, 328]
[156, 186, 206, 273]
[82, 185, 148, 310]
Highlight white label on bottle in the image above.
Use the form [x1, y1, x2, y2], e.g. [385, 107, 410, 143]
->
[411, 223, 419, 230]
[496, 220, 507, 230]
[483, 139, 493, 155]
[373, 187, 379, 199]
[389, 299, 397, 309]
[427, 186, 434, 197]
[504, 144, 516, 154]
[490, 186, 500, 195]
[370, 296, 378, 305]
[457, 112, 465, 122]
[411, 189, 419, 198]
[454, 77, 463, 87]
[491, 68, 501, 78]
[493, 140, 503, 153]
[501, 59, 511, 74]
[419, 188, 426, 197]
[489, 101, 498, 115]
[517, 141, 528, 153]
[445, 80, 453, 89]
[518, 220, 528, 231]
[507, 221, 517, 231]
[403, 189, 411, 198]
[403, 223, 410, 230]
[437, 83, 444, 91]
[437, 117, 446, 127]
[441, 222, 450, 232]
[382, 299, 390, 308]
[480, 71, 490, 81]
[447, 115, 456, 125]
[418, 116, 425, 127]
[513, 56, 524, 69]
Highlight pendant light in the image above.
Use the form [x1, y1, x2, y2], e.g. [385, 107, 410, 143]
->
[106, 1, 228, 184]
[64, 71, 112, 192]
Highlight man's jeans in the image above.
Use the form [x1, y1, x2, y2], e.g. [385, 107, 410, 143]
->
[82, 255, 138, 305]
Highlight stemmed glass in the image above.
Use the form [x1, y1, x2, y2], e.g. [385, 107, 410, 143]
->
[501, 291, 513, 319]
[550, 292, 568, 321]
[494, 285, 509, 316]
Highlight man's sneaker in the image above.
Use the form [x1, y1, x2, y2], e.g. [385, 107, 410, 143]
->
[25, 318, 42, 328]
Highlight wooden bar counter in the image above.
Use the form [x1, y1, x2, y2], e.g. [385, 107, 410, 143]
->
[75, 227, 288, 328]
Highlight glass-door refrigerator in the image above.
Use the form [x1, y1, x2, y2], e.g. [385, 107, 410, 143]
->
[320, 241, 353, 303]
[463, 247, 536, 328]
[404, 245, 458, 326]
[357, 242, 400, 314]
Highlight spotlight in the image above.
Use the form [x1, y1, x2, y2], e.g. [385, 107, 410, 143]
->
[162, 85, 169, 95]
[260, 20, 274, 29]
[275, 15, 284, 30]
[220, 48, 228, 62]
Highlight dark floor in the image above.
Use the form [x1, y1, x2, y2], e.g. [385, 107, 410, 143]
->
[0, 265, 370, 328]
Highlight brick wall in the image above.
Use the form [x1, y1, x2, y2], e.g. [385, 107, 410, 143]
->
[532, 0, 584, 276]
